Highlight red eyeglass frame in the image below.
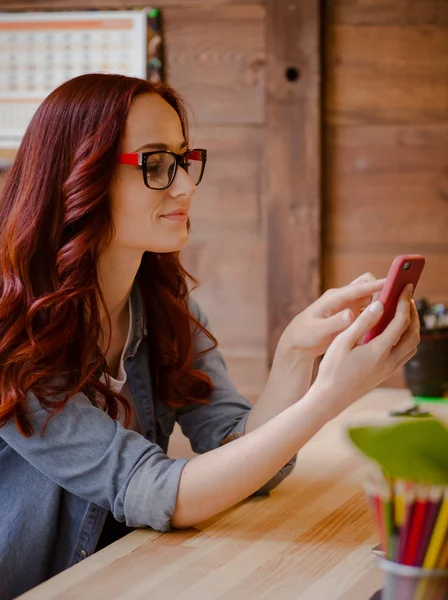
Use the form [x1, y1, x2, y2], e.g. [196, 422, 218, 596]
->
[117, 148, 207, 190]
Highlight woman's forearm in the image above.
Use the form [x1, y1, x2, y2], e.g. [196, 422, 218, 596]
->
[244, 350, 315, 434]
[171, 382, 331, 529]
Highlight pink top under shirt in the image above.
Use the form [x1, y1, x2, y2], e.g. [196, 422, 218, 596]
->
[99, 297, 140, 433]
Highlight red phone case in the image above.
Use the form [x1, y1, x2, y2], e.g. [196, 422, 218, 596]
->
[361, 254, 425, 344]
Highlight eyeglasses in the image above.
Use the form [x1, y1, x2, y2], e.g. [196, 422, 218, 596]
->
[117, 148, 207, 190]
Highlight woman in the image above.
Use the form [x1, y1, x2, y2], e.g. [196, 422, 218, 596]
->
[0, 73, 419, 599]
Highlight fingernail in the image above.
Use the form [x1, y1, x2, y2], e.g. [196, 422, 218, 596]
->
[406, 283, 414, 295]
[369, 301, 384, 315]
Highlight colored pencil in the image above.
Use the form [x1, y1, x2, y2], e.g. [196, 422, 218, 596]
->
[365, 476, 388, 553]
[422, 490, 448, 569]
[414, 486, 443, 567]
[380, 477, 396, 560]
[436, 534, 448, 569]
[394, 479, 407, 529]
[402, 485, 429, 566]
[397, 483, 417, 564]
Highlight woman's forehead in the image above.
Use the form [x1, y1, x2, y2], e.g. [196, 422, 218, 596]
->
[123, 93, 185, 153]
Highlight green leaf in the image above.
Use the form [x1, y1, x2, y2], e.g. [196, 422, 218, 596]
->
[347, 419, 448, 484]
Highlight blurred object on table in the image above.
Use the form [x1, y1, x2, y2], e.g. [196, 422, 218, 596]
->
[404, 297, 448, 400]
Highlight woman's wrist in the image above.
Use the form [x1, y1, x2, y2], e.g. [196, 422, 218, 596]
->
[262, 346, 316, 405]
[275, 329, 318, 363]
[282, 381, 337, 435]
[246, 345, 316, 434]
[304, 377, 350, 422]
[272, 336, 316, 372]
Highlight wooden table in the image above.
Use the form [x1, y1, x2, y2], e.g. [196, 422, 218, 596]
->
[19, 388, 447, 600]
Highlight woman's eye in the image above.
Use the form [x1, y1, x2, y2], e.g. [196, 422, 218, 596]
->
[146, 162, 162, 173]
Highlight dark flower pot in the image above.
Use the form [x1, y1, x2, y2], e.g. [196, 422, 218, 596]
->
[404, 330, 448, 398]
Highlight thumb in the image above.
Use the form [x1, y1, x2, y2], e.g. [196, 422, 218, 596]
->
[342, 300, 384, 347]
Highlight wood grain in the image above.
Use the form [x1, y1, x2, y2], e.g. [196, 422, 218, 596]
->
[187, 124, 264, 234]
[325, 171, 448, 246]
[0, 149, 16, 190]
[329, 25, 448, 63]
[182, 234, 267, 352]
[0, 0, 262, 9]
[166, 3, 268, 404]
[325, 18, 448, 126]
[328, 0, 448, 27]
[164, 5, 265, 124]
[182, 122, 267, 402]
[265, 0, 322, 363]
[220, 352, 266, 402]
[327, 124, 448, 174]
[323, 0, 448, 391]
[17, 388, 425, 600]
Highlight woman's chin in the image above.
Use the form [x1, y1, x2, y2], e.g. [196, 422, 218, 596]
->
[147, 231, 190, 254]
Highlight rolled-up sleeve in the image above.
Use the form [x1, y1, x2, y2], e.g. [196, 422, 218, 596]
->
[176, 295, 296, 495]
[0, 393, 189, 531]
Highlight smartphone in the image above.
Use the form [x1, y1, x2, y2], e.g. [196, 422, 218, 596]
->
[361, 254, 426, 344]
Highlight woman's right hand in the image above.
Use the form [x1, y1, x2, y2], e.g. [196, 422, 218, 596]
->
[311, 284, 420, 418]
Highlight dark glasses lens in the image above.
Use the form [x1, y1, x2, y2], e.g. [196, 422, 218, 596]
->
[180, 150, 206, 186]
[144, 152, 176, 190]
[143, 149, 207, 190]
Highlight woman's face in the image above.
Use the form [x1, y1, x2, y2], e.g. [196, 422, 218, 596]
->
[109, 93, 196, 254]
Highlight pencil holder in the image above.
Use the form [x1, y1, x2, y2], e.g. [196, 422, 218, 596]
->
[348, 420, 448, 599]
[376, 556, 448, 600]
[404, 331, 448, 398]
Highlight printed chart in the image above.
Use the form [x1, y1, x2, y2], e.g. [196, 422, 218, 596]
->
[0, 11, 148, 148]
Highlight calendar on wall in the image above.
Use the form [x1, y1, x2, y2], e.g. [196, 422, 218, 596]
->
[0, 10, 161, 149]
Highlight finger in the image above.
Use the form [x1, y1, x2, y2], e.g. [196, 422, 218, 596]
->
[357, 295, 375, 313]
[349, 272, 376, 285]
[353, 286, 385, 316]
[373, 284, 413, 350]
[395, 346, 417, 370]
[320, 279, 386, 315]
[321, 308, 355, 337]
[339, 299, 384, 349]
[389, 300, 420, 363]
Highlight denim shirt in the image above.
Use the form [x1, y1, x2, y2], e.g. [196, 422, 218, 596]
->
[0, 282, 296, 599]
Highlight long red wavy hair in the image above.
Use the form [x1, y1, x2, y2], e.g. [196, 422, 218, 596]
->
[0, 73, 216, 436]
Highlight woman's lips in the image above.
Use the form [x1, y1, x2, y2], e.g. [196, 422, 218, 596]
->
[161, 211, 188, 222]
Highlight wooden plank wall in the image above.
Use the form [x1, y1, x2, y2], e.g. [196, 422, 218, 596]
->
[324, 0, 448, 387]
[266, 0, 321, 363]
[166, 3, 268, 401]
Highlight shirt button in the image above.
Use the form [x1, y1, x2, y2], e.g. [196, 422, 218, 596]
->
[80, 549, 88, 559]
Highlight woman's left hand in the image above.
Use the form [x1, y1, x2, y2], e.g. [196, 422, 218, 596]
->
[276, 273, 386, 359]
